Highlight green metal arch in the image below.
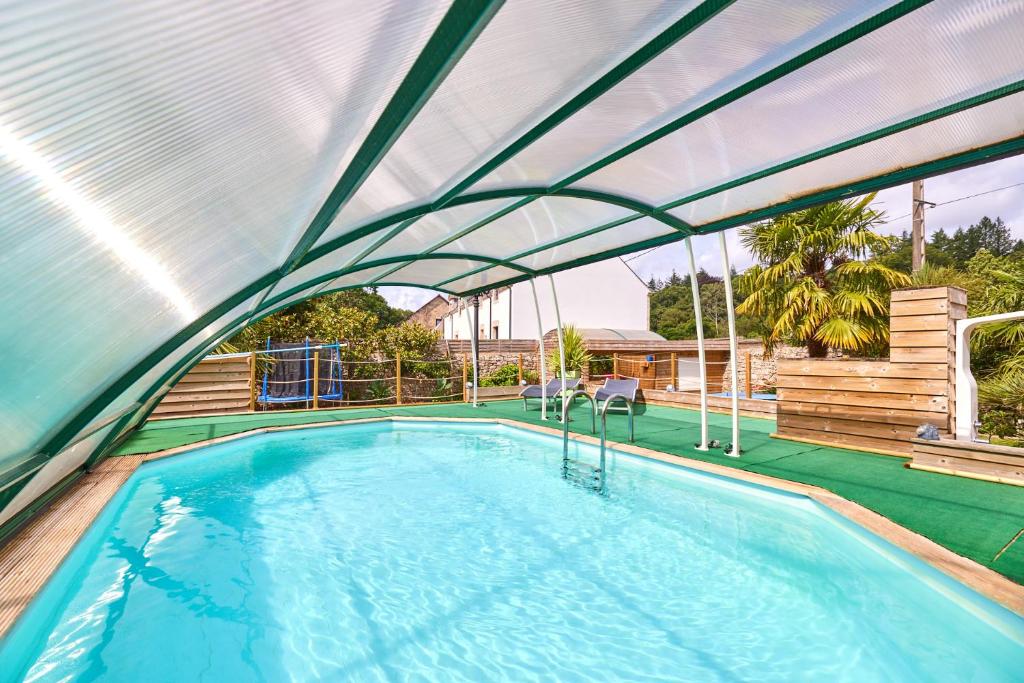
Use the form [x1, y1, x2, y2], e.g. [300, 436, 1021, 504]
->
[70, 252, 531, 474]
[27, 186, 683, 475]
[300, 186, 692, 268]
[1, 0, 962, 520]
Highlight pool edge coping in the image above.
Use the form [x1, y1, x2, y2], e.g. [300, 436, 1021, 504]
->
[1, 415, 1021, 639]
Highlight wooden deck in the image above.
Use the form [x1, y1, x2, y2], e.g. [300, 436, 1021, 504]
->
[910, 437, 1024, 486]
[0, 456, 143, 636]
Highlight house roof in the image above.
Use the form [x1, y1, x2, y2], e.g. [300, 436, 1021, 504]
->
[573, 329, 667, 342]
[407, 295, 448, 319]
[3, 0, 1024, 505]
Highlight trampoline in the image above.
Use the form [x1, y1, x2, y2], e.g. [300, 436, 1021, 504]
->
[257, 338, 346, 406]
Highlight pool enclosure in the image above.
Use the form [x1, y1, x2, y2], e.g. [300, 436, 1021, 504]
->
[2, 0, 1024, 528]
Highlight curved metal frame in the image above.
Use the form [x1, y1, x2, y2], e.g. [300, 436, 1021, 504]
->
[12, 0, 1024, 510]
[685, 237, 710, 450]
[955, 311, 1024, 441]
[719, 232, 740, 458]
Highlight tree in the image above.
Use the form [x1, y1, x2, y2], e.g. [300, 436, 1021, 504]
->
[872, 229, 954, 273]
[737, 193, 910, 358]
[646, 276, 659, 291]
[695, 267, 720, 286]
[946, 216, 1022, 267]
[648, 276, 758, 340]
[229, 287, 416, 353]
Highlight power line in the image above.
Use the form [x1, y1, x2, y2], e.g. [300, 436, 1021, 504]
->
[623, 245, 662, 263]
[627, 178, 1024, 268]
[885, 179, 1024, 225]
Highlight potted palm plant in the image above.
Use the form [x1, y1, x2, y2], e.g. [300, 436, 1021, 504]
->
[548, 325, 591, 378]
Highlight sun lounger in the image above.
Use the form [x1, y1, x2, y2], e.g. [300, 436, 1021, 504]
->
[520, 377, 580, 412]
[594, 378, 639, 412]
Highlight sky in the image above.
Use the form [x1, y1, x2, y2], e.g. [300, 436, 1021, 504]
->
[379, 154, 1024, 312]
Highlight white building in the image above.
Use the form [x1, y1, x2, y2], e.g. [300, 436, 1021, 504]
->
[441, 258, 649, 340]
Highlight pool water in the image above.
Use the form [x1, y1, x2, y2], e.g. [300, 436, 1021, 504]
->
[2, 422, 1022, 681]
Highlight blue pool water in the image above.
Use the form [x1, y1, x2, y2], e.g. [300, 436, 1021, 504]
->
[2, 422, 1022, 681]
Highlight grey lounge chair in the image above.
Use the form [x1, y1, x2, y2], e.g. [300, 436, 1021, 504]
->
[594, 378, 639, 412]
[520, 377, 580, 412]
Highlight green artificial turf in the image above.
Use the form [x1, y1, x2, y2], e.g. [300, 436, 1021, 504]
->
[114, 399, 1024, 585]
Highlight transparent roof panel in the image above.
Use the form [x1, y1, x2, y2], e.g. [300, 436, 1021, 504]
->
[439, 265, 526, 294]
[367, 198, 517, 262]
[669, 91, 1024, 226]
[315, 0, 699, 245]
[384, 258, 500, 287]
[511, 216, 677, 272]
[270, 231, 385, 300]
[449, 196, 635, 260]
[0, 0, 446, 472]
[467, 0, 894, 193]
[330, 264, 407, 290]
[578, 0, 1024, 207]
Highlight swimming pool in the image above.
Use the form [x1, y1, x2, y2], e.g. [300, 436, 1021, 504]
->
[2, 421, 1022, 681]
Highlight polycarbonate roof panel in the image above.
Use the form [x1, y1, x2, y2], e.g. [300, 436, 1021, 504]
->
[578, 0, 1024, 207]
[271, 232, 385, 298]
[451, 197, 635, 259]
[0, 0, 447, 472]
[384, 258, 503, 287]
[4, 0, 1024, 510]
[367, 198, 517, 262]
[439, 265, 525, 293]
[314, 0, 698, 244]
[329, 264, 407, 291]
[670, 92, 1024, 226]
[511, 216, 676, 271]
[263, 263, 403, 315]
[468, 0, 891, 193]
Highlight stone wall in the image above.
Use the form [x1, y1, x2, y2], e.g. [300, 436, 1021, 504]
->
[449, 350, 542, 381]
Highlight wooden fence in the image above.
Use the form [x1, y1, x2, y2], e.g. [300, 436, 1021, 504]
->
[775, 286, 966, 455]
[151, 355, 253, 418]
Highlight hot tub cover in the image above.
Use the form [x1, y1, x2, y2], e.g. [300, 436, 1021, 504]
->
[2, 0, 1024, 516]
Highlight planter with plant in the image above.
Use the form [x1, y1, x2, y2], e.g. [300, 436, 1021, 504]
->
[547, 324, 591, 378]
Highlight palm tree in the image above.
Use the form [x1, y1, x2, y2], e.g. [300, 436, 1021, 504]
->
[737, 194, 910, 358]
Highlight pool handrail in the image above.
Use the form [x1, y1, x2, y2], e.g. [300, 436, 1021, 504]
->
[561, 390, 596, 476]
[598, 393, 635, 494]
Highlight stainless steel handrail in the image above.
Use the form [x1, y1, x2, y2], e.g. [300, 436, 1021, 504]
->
[562, 389, 596, 476]
[598, 393, 634, 494]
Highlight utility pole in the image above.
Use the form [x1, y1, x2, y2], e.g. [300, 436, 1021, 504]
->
[911, 180, 927, 272]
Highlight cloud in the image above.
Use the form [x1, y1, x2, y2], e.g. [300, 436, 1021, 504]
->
[378, 286, 438, 312]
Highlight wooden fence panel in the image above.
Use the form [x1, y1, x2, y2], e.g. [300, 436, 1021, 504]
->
[774, 287, 966, 455]
[151, 356, 252, 418]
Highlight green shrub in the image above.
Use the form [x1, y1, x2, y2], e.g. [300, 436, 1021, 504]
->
[431, 377, 454, 402]
[480, 363, 520, 387]
[367, 380, 392, 402]
[589, 356, 613, 377]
